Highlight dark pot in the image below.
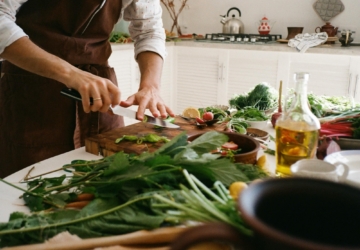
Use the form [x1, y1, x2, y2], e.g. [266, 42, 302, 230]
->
[170, 178, 360, 250]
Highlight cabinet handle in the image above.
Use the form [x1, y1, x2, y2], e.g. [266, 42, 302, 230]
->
[218, 63, 223, 82]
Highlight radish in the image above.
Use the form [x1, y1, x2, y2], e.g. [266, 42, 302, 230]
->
[202, 112, 214, 121]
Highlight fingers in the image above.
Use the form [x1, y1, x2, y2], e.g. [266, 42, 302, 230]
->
[71, 73, 121, 113]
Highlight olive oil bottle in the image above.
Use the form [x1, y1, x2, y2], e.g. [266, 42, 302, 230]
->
[275, 73, 320, 176]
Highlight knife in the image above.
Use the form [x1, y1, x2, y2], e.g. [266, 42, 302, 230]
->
[60, 88, 179, 128]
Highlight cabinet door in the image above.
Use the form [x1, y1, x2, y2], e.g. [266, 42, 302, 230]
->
[160, 46, 175, 110]
[287, 53, 351, 97]
[174, 47, 222, 114]
[226, 50, 281, 102]
[350, 57, 360, 104]
[108, 49, 138, 125]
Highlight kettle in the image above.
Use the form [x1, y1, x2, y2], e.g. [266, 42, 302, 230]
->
[315, 22, 338, 37]
[220, 7, 244, 34]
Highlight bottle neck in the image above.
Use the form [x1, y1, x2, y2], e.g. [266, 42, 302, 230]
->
[293, 80, 309, 110]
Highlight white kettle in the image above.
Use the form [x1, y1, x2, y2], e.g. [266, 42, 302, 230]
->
[220, 7, 244, 34]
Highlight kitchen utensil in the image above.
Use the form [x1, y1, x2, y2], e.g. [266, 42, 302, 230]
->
[187, 131, 260, 164]
[290, 158, 349, 182]
[271, 80, 282, 128]
[246, 128, 269, 141]
[60, 88, 179, 129]
[257, 16, 275, 35]
[171, 177, 360, 250]
[339, 30, 354, 46]
[84, 116, 226, 156]
[220, 7, 244, 34]
[315, 22, 338, 36]
[286, 27, 303, 40]
[325, 150, 360, 187]
[5, 226, 186, 250]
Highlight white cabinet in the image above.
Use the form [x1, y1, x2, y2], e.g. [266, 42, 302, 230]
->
[350, 57, 360, 103]
[226, 50, 281, 101]
[108, 49, 138, 126]
[173, 47, 283, 113]
[174, 47, 224, 114]
[285, 53, 352, 97]
[109, 43, 360, 121]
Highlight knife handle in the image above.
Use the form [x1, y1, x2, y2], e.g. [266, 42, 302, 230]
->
[60, 88, 94, 105]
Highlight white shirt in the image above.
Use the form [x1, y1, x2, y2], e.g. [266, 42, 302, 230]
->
[0, 0, 166, 59]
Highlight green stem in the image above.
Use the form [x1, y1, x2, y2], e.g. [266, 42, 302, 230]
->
[153, 194, 215, 222]
[190, 174, 226, 204]
[0, 196, 151, 236]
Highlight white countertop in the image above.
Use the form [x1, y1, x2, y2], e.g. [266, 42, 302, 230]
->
[111, 40, 360, 56]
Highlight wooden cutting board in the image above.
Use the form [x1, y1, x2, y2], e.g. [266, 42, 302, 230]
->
[85, 116, 225, 156]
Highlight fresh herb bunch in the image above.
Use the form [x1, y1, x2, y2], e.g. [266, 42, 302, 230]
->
[0, 131, 268, 247]
[231, 107, 269, 121]
[229, 83, 278, 111]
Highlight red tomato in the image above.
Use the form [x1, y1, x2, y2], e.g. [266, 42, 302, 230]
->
[221, 150, 228, 156]
[221, 141, 238, 150]
[202, 112, 214, 121]
[196, 117, 205, 124]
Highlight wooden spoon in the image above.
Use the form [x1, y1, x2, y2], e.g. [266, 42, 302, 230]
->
[271, 80, 283, 128]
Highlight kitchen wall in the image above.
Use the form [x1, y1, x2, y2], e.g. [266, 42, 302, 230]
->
[161, 0, 359, 42]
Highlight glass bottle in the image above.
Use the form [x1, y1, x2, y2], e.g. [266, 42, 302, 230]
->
[275, 72, 320, 177]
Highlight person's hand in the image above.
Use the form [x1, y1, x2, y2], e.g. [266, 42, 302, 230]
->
[65, 68, 121, 113]
[120, 86, 175, 120]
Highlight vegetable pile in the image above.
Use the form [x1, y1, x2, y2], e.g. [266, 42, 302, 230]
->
[229, 83, 278, 111]
[0, 131, 268, 247]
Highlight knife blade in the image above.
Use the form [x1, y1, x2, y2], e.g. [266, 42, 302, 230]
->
[60, 88, 179, 129]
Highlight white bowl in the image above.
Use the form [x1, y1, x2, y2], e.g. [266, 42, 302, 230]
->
[246, 120, 269, 130]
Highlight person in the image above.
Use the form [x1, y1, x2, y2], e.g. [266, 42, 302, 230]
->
[0, 0, 175, 178]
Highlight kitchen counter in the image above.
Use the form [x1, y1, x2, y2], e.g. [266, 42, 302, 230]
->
[111, 40, 360, 56]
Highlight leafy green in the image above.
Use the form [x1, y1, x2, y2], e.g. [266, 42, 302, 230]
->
[231, 107, 269, 121]
[0, 131, 269, 247]
[229, 83, 278, 111]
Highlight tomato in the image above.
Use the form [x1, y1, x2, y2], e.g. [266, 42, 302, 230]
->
[202, 112, 214, 121]
[196, 117, 205, 124]
[221, 141, 238, 150]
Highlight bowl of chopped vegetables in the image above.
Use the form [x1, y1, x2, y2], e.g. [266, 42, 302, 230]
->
[187, 131, 260, 164]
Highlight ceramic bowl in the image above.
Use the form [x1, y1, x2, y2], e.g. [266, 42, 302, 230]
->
[187, 131, 260, 164]
[171, 178, 360, 250]
[246, 120, 269, 130]
[246, 127, 269, 141]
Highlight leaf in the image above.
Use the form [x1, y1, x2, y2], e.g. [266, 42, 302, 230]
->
[154, 132, 188, 157]
[103, 152, 130, 176]
[0, 197, 164, 247]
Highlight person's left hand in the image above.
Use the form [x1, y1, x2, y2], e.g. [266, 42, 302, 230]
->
[120, 86, 175, 120]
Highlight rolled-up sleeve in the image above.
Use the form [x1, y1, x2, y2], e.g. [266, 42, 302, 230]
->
[123, 0, 166, 60]
[0, 0, 28, 56]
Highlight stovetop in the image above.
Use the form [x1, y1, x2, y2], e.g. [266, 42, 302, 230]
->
[196, 33, 282, 44]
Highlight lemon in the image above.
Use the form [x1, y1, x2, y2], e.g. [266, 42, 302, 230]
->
[182, 107, 200, 118]
[257, 154, 267, 167]
[229, 181, 248, 200]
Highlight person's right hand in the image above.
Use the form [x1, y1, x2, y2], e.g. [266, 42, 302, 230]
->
[64, 68, 121, 113]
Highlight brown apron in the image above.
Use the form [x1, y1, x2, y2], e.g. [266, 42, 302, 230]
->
[0, 0, 124, 178]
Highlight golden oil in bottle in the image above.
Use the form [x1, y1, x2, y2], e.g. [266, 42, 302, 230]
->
[275, 73, 320, 177]
[275, 126, 319, 176]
